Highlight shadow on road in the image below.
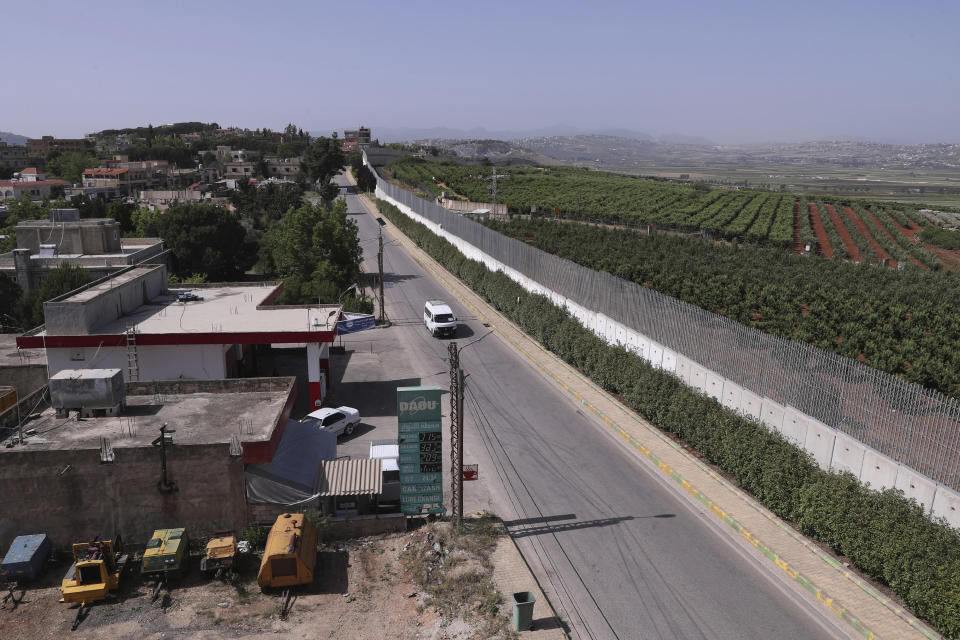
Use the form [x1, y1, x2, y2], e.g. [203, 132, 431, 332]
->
[502, 514, 577, 528]
[326, 377, 422, 418]
[507, 515, 636, 538]
[531, 616, 571, 634]
[337, 422, 376, 442]
[362, 271, 419, 285]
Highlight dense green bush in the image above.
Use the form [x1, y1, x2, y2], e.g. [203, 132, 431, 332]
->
[376, 197, 960, 638]
[920, 225, 960, 250]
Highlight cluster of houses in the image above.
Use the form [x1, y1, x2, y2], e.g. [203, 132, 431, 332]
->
[0, 125, 378, 208]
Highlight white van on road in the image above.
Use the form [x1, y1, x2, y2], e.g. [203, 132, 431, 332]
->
[424, 300, 457, 337]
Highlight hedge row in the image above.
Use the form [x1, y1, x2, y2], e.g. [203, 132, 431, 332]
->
[376, 198, 960, 638]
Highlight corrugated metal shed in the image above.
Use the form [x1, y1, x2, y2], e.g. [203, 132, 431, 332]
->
[318, 459, 383, 496]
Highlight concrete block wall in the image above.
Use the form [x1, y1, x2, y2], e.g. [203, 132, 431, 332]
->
[0, 363, 47, 399]
[375, 182, 960, 530]
[0, 442, 246, 553]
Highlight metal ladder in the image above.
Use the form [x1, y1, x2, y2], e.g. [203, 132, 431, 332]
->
[125, 327, 140, 382]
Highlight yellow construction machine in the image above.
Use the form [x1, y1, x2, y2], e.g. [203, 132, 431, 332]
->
[60, 536, 128, 630]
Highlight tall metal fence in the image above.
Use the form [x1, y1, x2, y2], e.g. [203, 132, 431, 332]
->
[370, 166, 960, 492]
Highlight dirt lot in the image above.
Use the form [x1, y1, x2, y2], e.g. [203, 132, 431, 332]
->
[0, 518, 520, 640]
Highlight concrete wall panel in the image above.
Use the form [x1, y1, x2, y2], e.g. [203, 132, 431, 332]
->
[760, 399, 785, 433]
[690, 364, 708, 395]
[859, 449, 900, 491]
[831, 433, 866, 477]
[739, 390, 763, 421]
[721, 380, 741, 411]
[931, 486, 960, 530]
[626, 330, 640, 356]
[780, 408, 809, 447]
[649, 342, 664, 369]
[895, 467, 937, 512]
[615, 325, 627, 347]
[704, 372, 724, 401]
[675, 355, 693, 386]
[803, 420, 835, 467]
[595, 313, 608, 339]
[661, 349, 677, 374]
[638, 336, 651, 363]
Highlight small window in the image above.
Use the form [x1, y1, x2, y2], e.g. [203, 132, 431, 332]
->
[323, 413, 342, 426]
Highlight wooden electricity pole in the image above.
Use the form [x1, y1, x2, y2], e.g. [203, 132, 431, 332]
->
[448, 342, 464, 528]
[377, 228, 387, 325]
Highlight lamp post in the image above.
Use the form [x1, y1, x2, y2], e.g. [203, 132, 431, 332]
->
[337, 283, 358, 305]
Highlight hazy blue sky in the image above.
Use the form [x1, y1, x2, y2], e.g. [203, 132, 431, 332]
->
[4, 0, 959, 144]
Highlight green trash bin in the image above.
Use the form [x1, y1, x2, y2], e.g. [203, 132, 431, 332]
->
[512, 590, 536, 631]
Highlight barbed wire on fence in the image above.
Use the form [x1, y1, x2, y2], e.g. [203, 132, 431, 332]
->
[367, 160, 960, 492]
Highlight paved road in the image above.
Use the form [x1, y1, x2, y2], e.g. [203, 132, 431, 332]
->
[329, 175, 841, 640]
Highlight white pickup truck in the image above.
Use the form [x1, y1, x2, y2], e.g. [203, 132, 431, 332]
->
[303, 406, 361, 438]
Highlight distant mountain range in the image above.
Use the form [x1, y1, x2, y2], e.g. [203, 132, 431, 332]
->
[316, 125, 714, 146]
[0, 131, 28, 146]
[401, 134, 960, 173]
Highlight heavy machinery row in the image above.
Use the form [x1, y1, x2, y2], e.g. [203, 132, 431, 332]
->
[0, 513, 316, 630]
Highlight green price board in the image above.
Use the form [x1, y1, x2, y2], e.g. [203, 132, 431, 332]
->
[397, 386, 444, 516]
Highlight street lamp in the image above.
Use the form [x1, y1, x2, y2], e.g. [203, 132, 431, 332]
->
[336, 283, 358, 305]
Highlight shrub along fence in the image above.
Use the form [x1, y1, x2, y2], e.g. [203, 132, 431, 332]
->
[376, 197, 960, 639]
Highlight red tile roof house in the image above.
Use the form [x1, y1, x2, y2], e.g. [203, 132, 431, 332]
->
[0, 179, 69, 200]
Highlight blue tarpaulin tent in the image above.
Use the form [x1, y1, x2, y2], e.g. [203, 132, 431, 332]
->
[245, 420, 337, 506]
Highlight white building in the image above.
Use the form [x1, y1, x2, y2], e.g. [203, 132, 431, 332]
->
[17, 265, 341, 409]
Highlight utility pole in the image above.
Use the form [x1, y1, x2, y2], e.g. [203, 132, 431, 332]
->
[152, 423, 177, 494]
[377, 228, 387, 325]
[448, 342, 464, 528]
[485, 168, 510, 217]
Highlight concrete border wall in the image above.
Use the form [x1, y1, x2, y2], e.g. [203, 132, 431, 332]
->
[375, 183, 960, 529]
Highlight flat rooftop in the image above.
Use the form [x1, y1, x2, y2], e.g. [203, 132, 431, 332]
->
[87, 285, 341, 335]
[1, 384, 290, 453]
[82, 284, 340, 335]
[0, 334, 46, 367]
[16, 218, 116, 228]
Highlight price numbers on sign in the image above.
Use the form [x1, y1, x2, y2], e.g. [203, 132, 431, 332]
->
[398, 386, 445, 516]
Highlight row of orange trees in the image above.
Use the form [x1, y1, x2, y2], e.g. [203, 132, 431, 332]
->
[485, 218, 960, 397]
[387, 158, 801, 244]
